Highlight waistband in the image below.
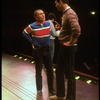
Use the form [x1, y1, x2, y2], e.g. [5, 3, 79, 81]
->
[35, 45, 50, 49]
[60, 42, 77, 46]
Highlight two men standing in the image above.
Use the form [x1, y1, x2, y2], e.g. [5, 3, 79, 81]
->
[23, 0, 81, 100]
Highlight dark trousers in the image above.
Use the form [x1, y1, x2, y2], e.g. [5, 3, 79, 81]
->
[33, 46, 54, 92]
[50, 39, 55, 62]
[56, 45, 77, 100]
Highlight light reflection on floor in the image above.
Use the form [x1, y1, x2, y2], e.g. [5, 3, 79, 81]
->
[2, 53, 99, 100]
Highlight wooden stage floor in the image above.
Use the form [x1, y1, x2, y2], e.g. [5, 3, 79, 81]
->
[2, 53, 99, 100]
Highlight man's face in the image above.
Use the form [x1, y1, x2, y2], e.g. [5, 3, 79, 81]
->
[35, 10, 45, 22]
[55, 0, 62, 11]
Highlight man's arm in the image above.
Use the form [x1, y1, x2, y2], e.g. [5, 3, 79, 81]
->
[69, 13, 81, 45]
[50, 21, 56, 37]
[22, 29, 33, 44]
[63, 12, 81, 46]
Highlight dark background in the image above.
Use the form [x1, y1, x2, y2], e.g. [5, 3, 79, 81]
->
[1, 0, 99, 77]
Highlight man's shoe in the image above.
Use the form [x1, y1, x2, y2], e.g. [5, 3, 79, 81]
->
[37, 90, 42, 96]
[49, 95, 65, 100]
[49, 95, 57, 100]
[49, 90, 56, 96]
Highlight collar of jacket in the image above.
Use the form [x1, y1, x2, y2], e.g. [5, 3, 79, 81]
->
[63, 6, 70, 13]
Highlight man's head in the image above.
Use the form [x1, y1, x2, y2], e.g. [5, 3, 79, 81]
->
[55, 0, 69, 11]
[47, 13, 56, 22]
[34, 9, 45, 23]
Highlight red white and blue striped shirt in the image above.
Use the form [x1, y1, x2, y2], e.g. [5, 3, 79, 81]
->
[22, 21, 51, 47]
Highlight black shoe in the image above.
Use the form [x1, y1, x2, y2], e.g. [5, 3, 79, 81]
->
[49, 90, 56, 96]
[37, 90, 42, 96]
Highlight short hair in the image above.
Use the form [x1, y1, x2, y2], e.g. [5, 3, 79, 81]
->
[47, 13, 56, 20]
[33, 9, 42, 17]
[56, 0, 69, 4]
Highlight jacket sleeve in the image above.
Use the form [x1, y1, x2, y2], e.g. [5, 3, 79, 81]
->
[69, 13, 81, 39]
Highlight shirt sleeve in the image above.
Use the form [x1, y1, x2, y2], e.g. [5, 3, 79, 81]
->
[22, 25, 33, 44]
[55, 30, 60, 37]
[49, 21, 57, 37]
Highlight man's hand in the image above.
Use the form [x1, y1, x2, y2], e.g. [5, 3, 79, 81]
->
[32, 44, 35, 48]
[63, 41, 73, 46]
[55, 21, 61, 30]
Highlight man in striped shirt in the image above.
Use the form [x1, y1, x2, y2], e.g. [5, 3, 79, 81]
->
[22, 9, 56, 96]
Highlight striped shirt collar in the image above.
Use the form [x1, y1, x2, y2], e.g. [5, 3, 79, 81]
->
[36, 21, 46, 25]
